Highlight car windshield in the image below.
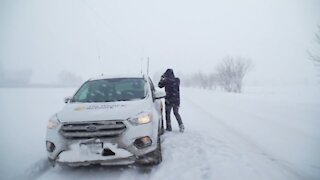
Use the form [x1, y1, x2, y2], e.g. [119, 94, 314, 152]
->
[71, 78, 148, 103]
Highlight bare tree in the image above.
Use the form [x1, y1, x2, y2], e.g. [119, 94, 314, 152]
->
[194, 72, 209, 89]
[180, 56, 252, 92]
[208, 73, 219, 90]
[308, 25, 320, 78]
[183, 72, 213, 89]
[216, 56, 252, 93]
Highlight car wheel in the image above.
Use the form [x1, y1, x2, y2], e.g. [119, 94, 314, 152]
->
[159, 117, 165, 135]
[159, 103, 165, 135]
[152, 135, 162, 165]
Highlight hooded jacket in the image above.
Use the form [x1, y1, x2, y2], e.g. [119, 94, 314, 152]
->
[158, 69, 180, 105]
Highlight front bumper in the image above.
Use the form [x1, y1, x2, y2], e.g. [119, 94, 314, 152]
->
[46, 120, 158, 166]
[55, 142, 136, 166]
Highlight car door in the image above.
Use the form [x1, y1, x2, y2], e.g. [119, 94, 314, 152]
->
[148, 78, 164, 133]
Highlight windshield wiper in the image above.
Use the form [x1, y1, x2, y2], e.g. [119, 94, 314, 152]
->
[115, 99, 131, 102]
[104, 100, 117, 102]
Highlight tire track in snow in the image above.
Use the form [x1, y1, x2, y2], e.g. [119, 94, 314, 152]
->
[183, 95, 302, 180]
[12, 158, 51, 180]
[150, 131, 215, 180]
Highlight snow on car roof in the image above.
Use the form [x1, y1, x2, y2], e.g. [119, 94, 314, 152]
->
[88, 73, 148, 81]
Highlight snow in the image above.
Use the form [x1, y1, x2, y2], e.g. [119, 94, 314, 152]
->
[59, 142, 133, 163]
[0, 86, 319, 180]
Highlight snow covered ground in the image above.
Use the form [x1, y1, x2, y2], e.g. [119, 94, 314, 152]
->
[0, 85, 319, 180]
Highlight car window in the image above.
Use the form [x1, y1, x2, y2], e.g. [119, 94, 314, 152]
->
[76, 83, 90, 101]
[72, 78, 147, 103]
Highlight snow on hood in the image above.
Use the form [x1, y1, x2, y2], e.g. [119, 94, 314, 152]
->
[57, 99, 150, 123]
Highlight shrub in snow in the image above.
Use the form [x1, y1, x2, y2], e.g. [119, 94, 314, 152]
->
[215, 56, 252, 93]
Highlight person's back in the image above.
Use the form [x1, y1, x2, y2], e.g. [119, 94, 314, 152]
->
[160, 76, 180, 106]
[158, 69, 184, 132]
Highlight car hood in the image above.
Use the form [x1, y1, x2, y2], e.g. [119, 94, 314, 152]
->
[57, 99, 150, 123]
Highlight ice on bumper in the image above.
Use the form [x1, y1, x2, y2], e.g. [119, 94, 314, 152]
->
[57, 141, 134, 165]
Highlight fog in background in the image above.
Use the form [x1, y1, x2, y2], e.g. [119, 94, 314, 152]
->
[1, 0, 320, 86]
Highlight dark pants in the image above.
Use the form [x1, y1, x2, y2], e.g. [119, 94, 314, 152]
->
[165, 103, 183, 130]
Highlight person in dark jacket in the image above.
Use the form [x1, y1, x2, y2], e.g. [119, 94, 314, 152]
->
[158, 69, 184, 132]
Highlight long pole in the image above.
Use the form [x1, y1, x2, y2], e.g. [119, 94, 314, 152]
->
[147, 57, 150, 75]
[140, 58, 143, 74]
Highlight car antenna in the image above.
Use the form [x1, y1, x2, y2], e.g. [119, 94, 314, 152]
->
[147, 57, 150, 75]
[140, 57, 143, 74]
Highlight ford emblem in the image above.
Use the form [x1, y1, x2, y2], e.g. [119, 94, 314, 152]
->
[86, 125, 98, 132]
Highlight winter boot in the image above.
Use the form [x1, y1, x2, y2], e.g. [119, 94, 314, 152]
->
[166, 124, 172, 132]
[179, 124, 185, 133]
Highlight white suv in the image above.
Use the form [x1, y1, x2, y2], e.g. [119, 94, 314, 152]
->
[46, 74, 165, 166]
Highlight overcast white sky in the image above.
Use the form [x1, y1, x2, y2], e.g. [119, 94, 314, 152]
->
[1, 0, 320, 84]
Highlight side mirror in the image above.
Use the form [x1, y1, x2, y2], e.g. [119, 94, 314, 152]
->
[154, 91, 166, 99]
[64, 96, 72, 103]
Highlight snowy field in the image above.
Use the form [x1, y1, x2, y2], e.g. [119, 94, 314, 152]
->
[0, 86, 319, 180]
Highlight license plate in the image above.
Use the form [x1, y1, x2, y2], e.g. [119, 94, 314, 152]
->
[80, 142, 103, 154]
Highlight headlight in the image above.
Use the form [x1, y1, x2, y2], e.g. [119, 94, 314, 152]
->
[47, 114, 60, 129]
[129, 113, 152, 125]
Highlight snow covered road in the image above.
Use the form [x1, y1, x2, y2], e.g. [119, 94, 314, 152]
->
[0, 87, 319, 180]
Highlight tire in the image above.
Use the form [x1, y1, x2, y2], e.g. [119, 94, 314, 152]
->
[151, 135, 162, 165]
[159, 117, 165, 135]
[159, 102, 165, 135]
[154, 122, 163, 164]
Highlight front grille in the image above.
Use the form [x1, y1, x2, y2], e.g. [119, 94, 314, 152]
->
[60, 120, 126, 139]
